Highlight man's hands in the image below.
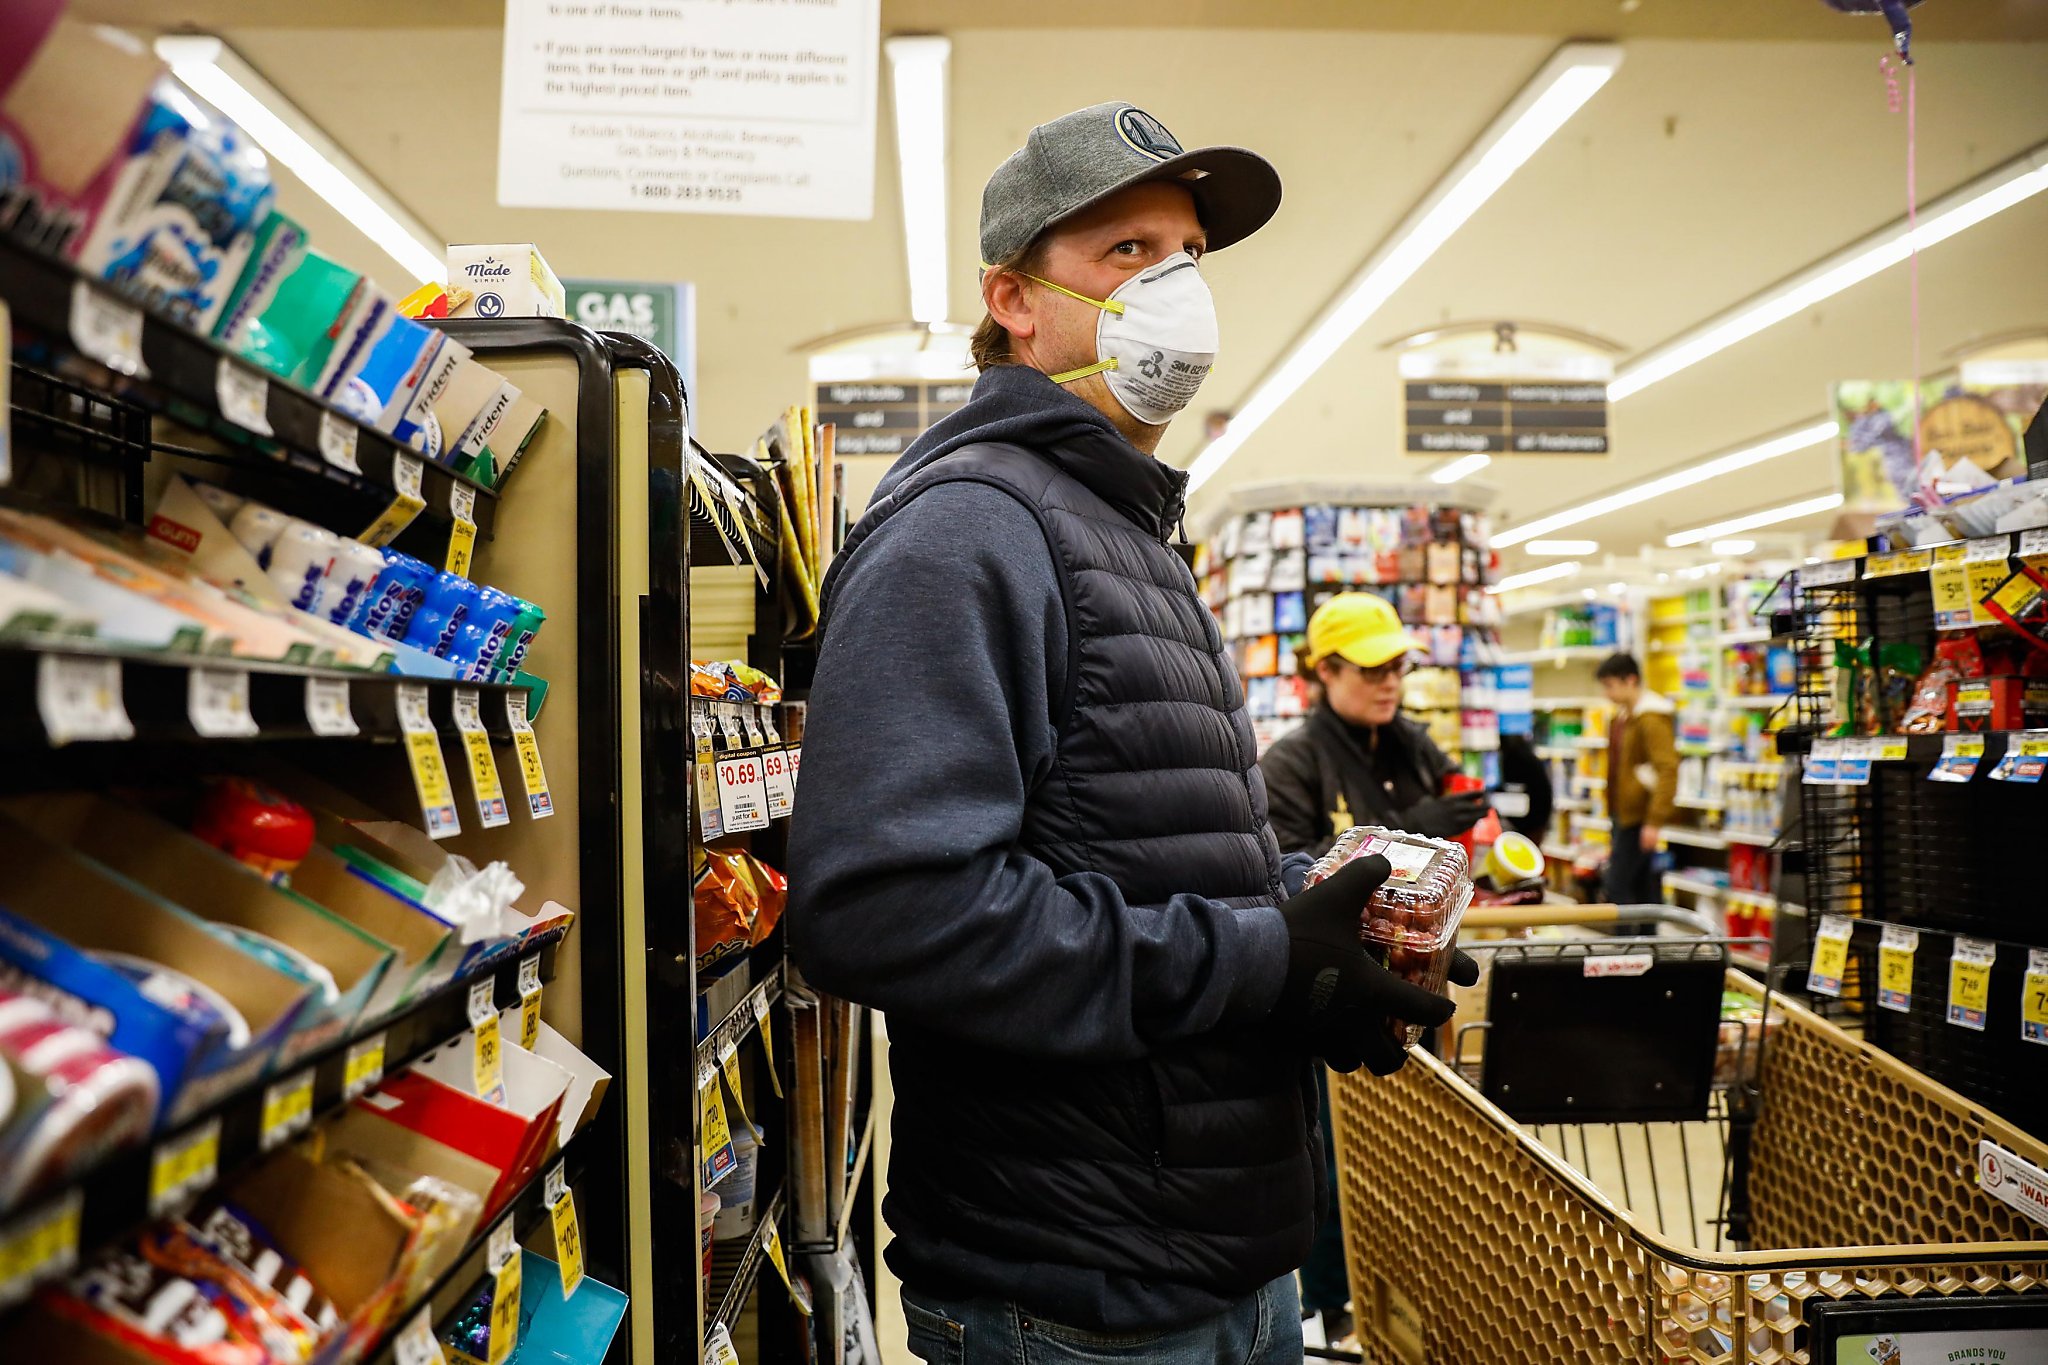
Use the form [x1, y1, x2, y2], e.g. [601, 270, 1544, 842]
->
[1273, 857, 1477, 1076]
[1399, 792, 1490, 839]
[1640, 825, 1660, 852]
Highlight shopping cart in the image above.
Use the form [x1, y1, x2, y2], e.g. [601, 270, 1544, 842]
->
[1329, 903, 2048, 1364]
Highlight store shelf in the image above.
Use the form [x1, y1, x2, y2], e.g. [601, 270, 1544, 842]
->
[1674, 796, 1725, 811]
[1553, 795, 1588, 812]
[0, 926, 569, 1311]
[1577, 815, 1611, 831]
[1532, 697, 1605, 712]
[1536, 744, 1579, 761]
[1725, 694, 1793, 710]
[1661, 871, 1725, 899]
[1, 235, 500, 535]
[1723, 829, 1780, 847]
[690, 445, 778, 572]
[1718, 760, 1785, 776]
[709, 1183, 789, 1333]
[1715, 627, 1772, 646]
[697, 964, 784, 1088]
[1661, 827, 1728, 850]
[1499, 646, 1612, 665]
[1575, 735, 1609, 749]
[0, 637, 537, 750]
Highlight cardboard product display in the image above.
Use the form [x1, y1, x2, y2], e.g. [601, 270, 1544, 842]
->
[0, 792, 394, 1067]
[0, 813, 310, 1126]
[527, 1021, 612, 1152]
[320, 1100, 500, 1292]
[289, 842, 466, 1022]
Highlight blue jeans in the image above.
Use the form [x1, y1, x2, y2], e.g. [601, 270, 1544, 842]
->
[902, 1276, 1302, 1365]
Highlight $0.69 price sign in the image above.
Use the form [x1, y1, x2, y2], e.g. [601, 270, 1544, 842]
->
[715, 752, 771, 831]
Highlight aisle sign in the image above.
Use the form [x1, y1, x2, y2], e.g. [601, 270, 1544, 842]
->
[397, 683, 462, 838]
[506, 691, 554, 819]
[814, 380, 973, 458]
[1807, 914, 1853, 998]
[498, 0, 879, 220]
[2023, 948, 2048, 1047]
[1876, 924, 1919, 1013]
[1403, 377, 1609, 455]
[1947, 937, 1997, 1031]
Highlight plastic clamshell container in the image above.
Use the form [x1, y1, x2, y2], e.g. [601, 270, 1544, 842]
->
[1306, 825, 1473, 1045]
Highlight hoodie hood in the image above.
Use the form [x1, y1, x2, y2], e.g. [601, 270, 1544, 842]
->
[869, 364, 1188, 540]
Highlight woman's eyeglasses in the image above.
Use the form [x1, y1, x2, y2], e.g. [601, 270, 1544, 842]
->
[1347, 658, 1412, 684]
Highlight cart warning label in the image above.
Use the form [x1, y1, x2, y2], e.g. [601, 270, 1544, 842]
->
[1979, 1140, 2048, 1231]
[1583, 952, 1654, 978]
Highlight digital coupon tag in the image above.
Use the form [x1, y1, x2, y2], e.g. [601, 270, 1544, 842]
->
[517, 953, 543, 1050]
[149, 1118, 221, 1217]
[762, 746, 796, 820]
[506, 690, 554, 819]
[755, 990, 782, 1099]
[215, 358, 272, 437]
[1991, 731, 2048, 784]
[701, 1080, 736, 1187]
[715, 752, 771, 832]
[1804, 738, 1843, 786]
[397, 683, 462, 838]
[1877, 924, 1919, 1013]
[259, 1070, 315, 1151]
[1807, 914, 1853, 997]
[470, 978, 506, 1103]
[393, 1307, 447, 1365]
[306, 675, 358, 737]
[1864, 548, 1931, 578]
[452, 688, 510, 828]
[0, 1191, 81, 1310]
[2023, 948, 2048, 1047]
[1930, 543, 1973, 631]
[545, 1162, 582, 1299]
[361, 452, 427, 548]
[188, 666, 258, 738]
[487, 1217, 520, 1365]
[446, 482, 478, 577]
[1929, 733, 1984, 783]
[343, 1032, 387, 1100]
[69, 280, 147, 378]
[1948, 937, 1997, 1031]
[37, 654, 132, 745]
[318, 411, 361, 475]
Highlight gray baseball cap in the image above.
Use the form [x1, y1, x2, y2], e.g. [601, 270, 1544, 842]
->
[979, 102, 1282, 266]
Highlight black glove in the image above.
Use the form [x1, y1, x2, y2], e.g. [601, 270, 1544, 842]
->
[1398, 792, 1490, 839]
[1273, 857, 1464, 1076]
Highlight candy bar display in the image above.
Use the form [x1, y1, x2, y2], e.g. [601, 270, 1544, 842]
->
[1197, 494, 1500, 768]
[1306, 825, 1474, 1045]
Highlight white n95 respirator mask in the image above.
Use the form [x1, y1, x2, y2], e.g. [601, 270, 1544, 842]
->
[1027, 252, 1218, 426]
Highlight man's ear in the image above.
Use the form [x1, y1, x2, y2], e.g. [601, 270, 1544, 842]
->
[984, 269, 1036, 351]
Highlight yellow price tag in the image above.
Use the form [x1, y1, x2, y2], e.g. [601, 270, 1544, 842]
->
[761, 1215, 811, 1316]
[506, 691, 554, 820]
[518, 953, 544, 1050]
[446, 483, 478, 577]
[2023, 949, 2048, 1047]
[487, 1220, 520, 1365]
[1865, 548, 1931, 578]
[720, 1048, 751, 1132]
[1877, 924, 1918, 1014]
[1876, 737, 1910, 763]
[1969, 558, 2009, 626]
[259, 1071, 314, 1151]
[1807, 914, 1853, 998]
[343, 1032, 387, 1099]
[546, 1163, 582, 1299]
[701, 1077, 733, 1182]
[452, 688, 509, 829]
[0, 1192, 81, 1306]
[361, 453, 429, 548]
[397, 684, 461, 839]
[1949, 938, 1996, 1031]
[149, 1119, 221, 1216]
[756, 994, 782, 1099]
[473, 1013, 505, 1101]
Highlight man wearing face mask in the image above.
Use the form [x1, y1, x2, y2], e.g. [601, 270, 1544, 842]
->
[788, 103, 1475, 1364]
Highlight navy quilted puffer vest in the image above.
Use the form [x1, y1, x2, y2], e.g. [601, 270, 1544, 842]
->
[837, 438, 1320, 1332]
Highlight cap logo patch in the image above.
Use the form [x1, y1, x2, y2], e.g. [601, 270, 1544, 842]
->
[1116, 107, 1182, 162]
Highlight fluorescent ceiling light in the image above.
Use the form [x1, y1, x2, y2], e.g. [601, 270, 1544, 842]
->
[885, 36, 951, 325]
[1679, 561, 1724, 580]
[1183, 42, 1622, 494]
[1611, 141, 2048, 402]
[1606, 582, 1626, 594]
[155, 36, 443, 283]
[1494, 420, 1838, 548]
[1524, 539, 1598, 556]
[1710, 538, 1757, 555]
[1667, 492, 1844, 547]
[1490, 560, 1581, 594]
[1430, 453, 1492, 484]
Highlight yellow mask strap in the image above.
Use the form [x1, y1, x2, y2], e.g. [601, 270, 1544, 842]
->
[977, 262, 1128, 317]
[1048, 357, 1118, 385]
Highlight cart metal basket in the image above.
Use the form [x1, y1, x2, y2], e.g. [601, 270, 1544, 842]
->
[1330, 903, 2048, 1364]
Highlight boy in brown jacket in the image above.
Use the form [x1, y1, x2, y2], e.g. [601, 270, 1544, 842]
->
[1596, 652, 1678, 907]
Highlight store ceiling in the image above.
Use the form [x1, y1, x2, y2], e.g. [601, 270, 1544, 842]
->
[76, 2, 2048, 566]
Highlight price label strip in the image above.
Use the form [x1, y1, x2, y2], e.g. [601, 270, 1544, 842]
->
[487, 1217, 520, 1365]
[189, 666, 259, 739]
[506, 690, 554, 819]
[453, 688, 510, 828]
[0, 1190, 82, 1310]
[761, 1214, 812, 1316]
[305, 675, 359, 737]
[1967, 535, 2013, 628]
[215, 358, 273, 437]
[1877, 924, 1919, 1014]
[69, 280, 147, 378]
[545, 1162, 583, 1299]
[37, 654, 133, 745]
[446, 482, 478, 577]
[719, 1041, 753, 1134]
[754, 990, 783, 1099]
[1797, 559, 1856, 587]
[1991, 730, 2048, 784]
[1948, 937, 1997, 1032]
[397, 683, 462, 839]
[715, 752, 771, 833]
[1807, 914, 1853, 998]
[470, 978, 507, 1104]
[149, 1118, 222, 1217]
[343, 1032, 387, 1100]
[1929, 733, 1984, 784]
[517, 953, 543, 1050]
[701, 1078, 736, 1188]
[762, 746, 796, 820]
[393, 1307, 447, 1365]
[1836, 737, 1876, 787]
[1864, 548, 1932, 578]
[259, 1070, 315, 1151]
[2023, 948, 2048, 1047]
[318, 411, 362, 475]
[1875, 736, 1910, 763]
[1804, 738, 1843, 786]
[361, 452, 427, 548]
